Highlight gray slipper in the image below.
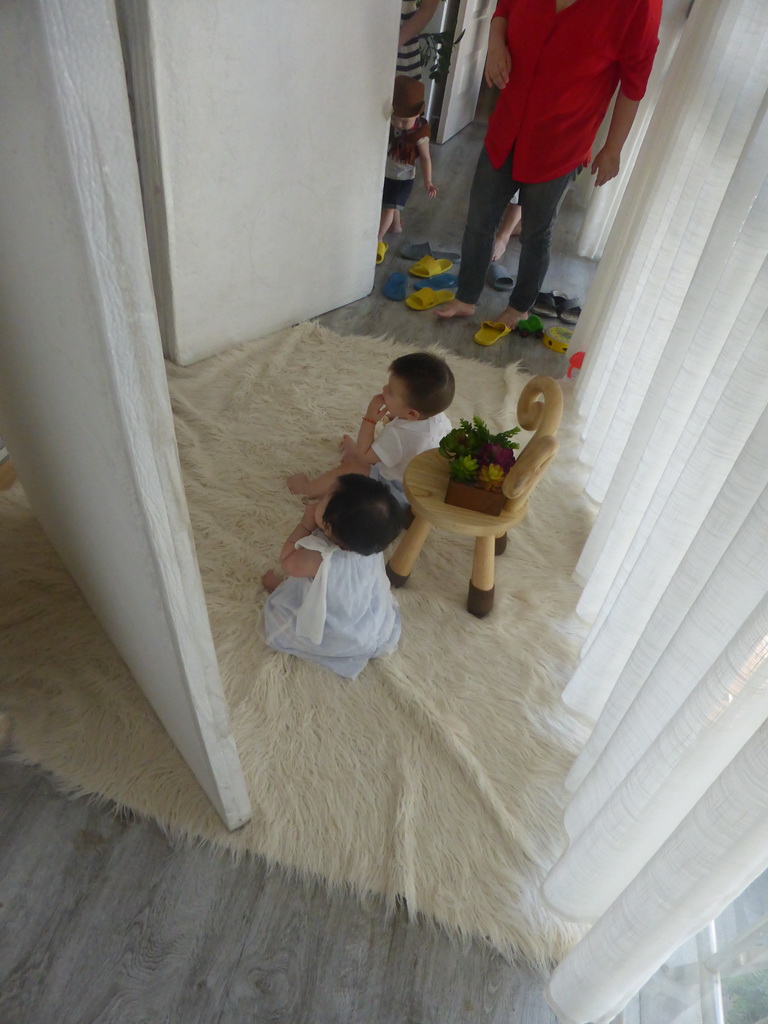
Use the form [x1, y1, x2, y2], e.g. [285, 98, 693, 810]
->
[486, 262, 514, 291]
[401, 241, 461, 262]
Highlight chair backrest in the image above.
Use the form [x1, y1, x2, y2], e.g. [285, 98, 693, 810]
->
[501, 376, 562, 515]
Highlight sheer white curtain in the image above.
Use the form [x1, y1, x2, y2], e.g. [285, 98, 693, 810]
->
[574, 0, 689, 261]
[541, 1, 768, 1021]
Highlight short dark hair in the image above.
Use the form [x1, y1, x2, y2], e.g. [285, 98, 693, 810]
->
[323, 474, 405, 555]
[389, 351, 455, 418]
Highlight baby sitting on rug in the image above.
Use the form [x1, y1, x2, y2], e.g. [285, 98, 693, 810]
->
[262, 474, 405, 679]
[287, 351, 455, 509]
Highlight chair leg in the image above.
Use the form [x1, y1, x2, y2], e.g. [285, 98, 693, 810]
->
[467, 534, 496, 617]
[386, 514, 433, 587]
[495, 532, 507, 556]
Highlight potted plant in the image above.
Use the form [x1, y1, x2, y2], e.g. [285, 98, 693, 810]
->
[438, 417, 520, 515]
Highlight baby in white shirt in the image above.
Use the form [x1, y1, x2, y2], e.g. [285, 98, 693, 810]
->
[287, 351, 455, 508]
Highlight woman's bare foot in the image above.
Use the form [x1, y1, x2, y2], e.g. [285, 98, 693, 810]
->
[495, 306, 528, 329]
[287, 472, 311, 494]
[434, 299, 476, 319]
[262, 569, 285, 593]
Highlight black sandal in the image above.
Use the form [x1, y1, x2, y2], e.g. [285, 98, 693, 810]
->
[556, 296, 581, 325]
[531, 291, 565, 318]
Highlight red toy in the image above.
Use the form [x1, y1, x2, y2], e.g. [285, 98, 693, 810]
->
[567, 351, 585, 379]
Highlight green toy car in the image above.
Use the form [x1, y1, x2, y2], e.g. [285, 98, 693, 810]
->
[516, 314, 545, 338]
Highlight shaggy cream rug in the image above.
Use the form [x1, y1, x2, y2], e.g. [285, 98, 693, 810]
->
[0, 322, 595, 967]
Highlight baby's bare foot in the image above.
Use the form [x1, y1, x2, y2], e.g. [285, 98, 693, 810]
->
[340, 434, 357, 462]
[262, 569, 284, 593]
[287, 472, 311, 494]
[434, 299, 476, 319]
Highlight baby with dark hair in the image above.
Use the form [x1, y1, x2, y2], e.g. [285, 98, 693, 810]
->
[288, 350, 455, 511]
[262, 474, 405, 678]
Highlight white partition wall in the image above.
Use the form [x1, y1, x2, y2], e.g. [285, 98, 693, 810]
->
[0, 0, 250, 830]
[122, 0, 399, 365]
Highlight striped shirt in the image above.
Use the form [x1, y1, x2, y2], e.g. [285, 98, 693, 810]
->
[397, 0, 423, 79]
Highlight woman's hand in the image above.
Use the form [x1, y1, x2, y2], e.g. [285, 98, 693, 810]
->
[590, 145, 621, 187]
[484, 38, 512, 89]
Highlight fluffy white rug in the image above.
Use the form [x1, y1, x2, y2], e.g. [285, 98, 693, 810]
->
[0, 322, 595, 967]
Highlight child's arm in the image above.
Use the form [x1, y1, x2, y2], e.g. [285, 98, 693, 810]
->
[417, 138, 437, 198]
[345, 393, 386, 464]
[398, 0, 440, 46]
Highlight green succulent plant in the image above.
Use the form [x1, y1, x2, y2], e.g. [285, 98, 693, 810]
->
[439, 417, 520, 462]
[478, 464, 505, 492]
[449, 455, 479, 482]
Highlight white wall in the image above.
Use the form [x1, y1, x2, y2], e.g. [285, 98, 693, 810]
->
[0, 0, 251, 830]
[134, 0, 399, 365]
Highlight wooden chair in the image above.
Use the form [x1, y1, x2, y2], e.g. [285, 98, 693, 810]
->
[386, 375, 563, 617]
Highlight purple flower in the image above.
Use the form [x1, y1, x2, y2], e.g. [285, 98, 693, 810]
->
[477, 443, 516, 472]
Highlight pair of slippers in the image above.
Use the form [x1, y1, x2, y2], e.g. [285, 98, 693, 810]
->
[531, 291, 581, 325]
[383, 272, 458, 306]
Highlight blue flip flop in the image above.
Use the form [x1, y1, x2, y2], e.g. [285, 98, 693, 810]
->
[412, 272, 458, 291]
[382, 272, 407, 301]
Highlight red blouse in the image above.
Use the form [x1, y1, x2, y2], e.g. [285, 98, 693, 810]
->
[487, 0, 661, 182]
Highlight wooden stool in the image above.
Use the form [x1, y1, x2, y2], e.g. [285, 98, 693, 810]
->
[387, 376, 562, 617]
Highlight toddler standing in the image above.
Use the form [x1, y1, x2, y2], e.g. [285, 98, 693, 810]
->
[377, 76, 437, 263]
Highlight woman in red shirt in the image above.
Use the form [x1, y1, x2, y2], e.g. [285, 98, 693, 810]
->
[436, 0, 661, 330]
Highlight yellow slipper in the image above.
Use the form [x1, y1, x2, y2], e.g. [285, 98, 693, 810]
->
[405, 288, 456, 310]
[473, 321, 512, 346]
[376, 241, 388, 265]
[409, 255, 453, 278]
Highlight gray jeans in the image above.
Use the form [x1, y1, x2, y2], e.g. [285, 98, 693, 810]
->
[456, 147, 576, 313]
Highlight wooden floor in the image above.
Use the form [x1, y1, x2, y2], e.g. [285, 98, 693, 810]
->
[0, 93, 597, 1024]
[0, 761, 558, 1024]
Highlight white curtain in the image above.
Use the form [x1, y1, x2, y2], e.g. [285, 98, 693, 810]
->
[542, 1, 768, 1021]
[574, 0, 689, 260]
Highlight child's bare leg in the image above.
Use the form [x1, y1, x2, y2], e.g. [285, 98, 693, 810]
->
[287, 458, 371, 497]
[379, 207, 396, 241]
[262, 569, 285, 593]
[491, 203, 523, 261]
[391, 209, 403, 233]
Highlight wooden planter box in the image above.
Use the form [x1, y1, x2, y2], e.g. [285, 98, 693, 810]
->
[445, 478, 506, 516]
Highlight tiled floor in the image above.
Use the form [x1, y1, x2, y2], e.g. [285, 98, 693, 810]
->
[320, 94, 597, 377]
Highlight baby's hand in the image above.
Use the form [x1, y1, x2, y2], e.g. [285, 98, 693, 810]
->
[426, 183, 438, 199]
[366, 394, 387, 422]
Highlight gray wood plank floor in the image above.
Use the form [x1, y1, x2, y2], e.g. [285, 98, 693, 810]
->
[0, 90, 595, 1024]
[0, 761, 557, 1024]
